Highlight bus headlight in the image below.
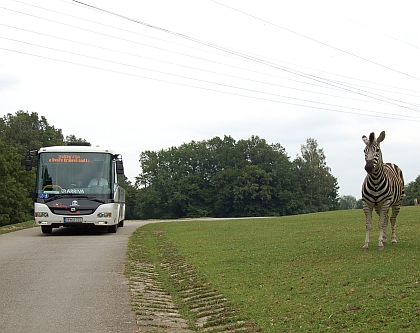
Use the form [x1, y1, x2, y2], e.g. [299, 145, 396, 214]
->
[97, 212, 111, 218]
[35, 212, 49, 218]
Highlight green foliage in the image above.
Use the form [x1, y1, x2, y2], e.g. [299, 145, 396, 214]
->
[128, 207, 420, 332]
[0, 110, 64, 155]
[339, 195, 357, 210]
[122, 177, 142, 220]
[65, 134, 87, 144]
[0, 140, 34, 225]
[403, 175, 420, 206]
[0, 111, 88, 226]
[293, 138, 339, 212]
[132, 135, 339, 219]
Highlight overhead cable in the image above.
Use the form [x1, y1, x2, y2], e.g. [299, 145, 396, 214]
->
[2, 4, 417, 110]
[1, 47, 418, 122]
[209, 0, 420, 81]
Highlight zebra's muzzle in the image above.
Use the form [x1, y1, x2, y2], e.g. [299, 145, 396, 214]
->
[365, 160, 374, 174]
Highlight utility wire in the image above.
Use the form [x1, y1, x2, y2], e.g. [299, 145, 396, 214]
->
[322, 7, 420, 51]
[2, 23, 411, 108]
[14, 0, 420, 96]
[209, 0, 420, 81]
[1, 46, 418, 122]
[6, 36, 418, 116]
[247, 52, 420, 97]
[65, 1, 420, 110]
[11, 0, 243, 64]
[2, 4, 418, 110]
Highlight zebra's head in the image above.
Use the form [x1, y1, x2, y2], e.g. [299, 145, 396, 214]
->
[362, 131, 385, 174]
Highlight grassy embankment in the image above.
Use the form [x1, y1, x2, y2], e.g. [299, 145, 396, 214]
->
[0, 220, 36, 235]
[126, 207, 420, 332]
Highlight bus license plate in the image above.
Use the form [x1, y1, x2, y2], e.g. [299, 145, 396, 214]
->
[64, 217, 83, 223]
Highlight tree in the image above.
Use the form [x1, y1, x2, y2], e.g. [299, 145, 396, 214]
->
[212, 168, 241, 217]
[233, 165, 273, 216]
[0, 140, 33, 225]
[339, 195, 357, 210]
[232, 137, 296, 216]
[0, 111, 89, 225]
[1, 111, 64, 156]
[135, 135, 330, 219]
[65, 134, 87, 144]
[293, 138, 339, 212]
[403, 175, 420, 206]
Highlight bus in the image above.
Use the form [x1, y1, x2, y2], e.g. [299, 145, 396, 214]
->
[26, 143, 126, 234]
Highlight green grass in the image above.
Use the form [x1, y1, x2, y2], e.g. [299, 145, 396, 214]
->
[0, 220, 36, 235]
[127, 207, 420, 332]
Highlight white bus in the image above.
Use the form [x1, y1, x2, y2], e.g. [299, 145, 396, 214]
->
[26, 143, 126, 234]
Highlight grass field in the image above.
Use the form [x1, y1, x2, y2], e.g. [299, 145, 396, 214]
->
[127, 207, 420, 332]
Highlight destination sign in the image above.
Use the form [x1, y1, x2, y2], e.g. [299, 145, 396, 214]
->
[48, 154, 90, 163]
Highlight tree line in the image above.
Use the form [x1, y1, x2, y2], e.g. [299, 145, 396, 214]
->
[403, 175, 420, 206]
[4, 110, 418, 226]
[126, 135, 340, 219]
[0, 111, 85, 226]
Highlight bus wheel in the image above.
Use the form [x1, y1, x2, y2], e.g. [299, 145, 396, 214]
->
[118, 220, 124, 227]
[107, 224, 117, 233]
[41, 225, 52, 234]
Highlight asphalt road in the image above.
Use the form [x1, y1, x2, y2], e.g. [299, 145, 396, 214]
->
[0, 221, 146, 333]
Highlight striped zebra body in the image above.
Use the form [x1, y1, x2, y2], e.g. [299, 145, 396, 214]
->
[361, 131, 404, 250]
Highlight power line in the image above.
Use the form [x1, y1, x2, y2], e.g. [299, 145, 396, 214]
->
[209, 0, 420, 81]
[1, 47, 418, 122]
[322, 7, 420, 51]
[3, 3, 418, 110]
[14, 0, 420, 96]
[2, 23, 412, 108]
[64, 0, 420, 110]
[11, 0, 243, 64]
[243, 51, 420, 97]
[2, 2, 419, 114]
[7, 36, 417, 116]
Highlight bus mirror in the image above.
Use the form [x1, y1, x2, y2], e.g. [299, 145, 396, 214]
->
[116, 160, 124, 174]
[25, 156, 33, 171]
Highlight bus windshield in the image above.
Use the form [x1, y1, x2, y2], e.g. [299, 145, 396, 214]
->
[36, 152, 113, 199]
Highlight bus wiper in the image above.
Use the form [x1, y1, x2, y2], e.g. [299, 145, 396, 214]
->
[88, 197, 105, 203]
[44, 194, 70, 202]
[44, 194, 105, 203]
[72, 195, 105, 203]
[67, 195, 105, 203]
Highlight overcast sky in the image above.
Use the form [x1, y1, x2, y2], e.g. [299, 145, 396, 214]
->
[1, 0, 419, 199]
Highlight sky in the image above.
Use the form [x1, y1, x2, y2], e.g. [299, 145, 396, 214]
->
[1, 0, 419, 199]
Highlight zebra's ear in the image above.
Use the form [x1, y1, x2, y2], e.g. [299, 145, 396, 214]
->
[362, 135, 369, 145]
[377, 131, 386, 144]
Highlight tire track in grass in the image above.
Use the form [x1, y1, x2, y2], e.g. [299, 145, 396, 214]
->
[129, 262, 193, 332]
[127, 229, 260, 332]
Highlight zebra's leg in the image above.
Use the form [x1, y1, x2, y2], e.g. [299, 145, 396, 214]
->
[382, 211, 389, 246]
[390, 205, 401, 244]
[378, 204, 390, 250]
[362, 205, 373, 250]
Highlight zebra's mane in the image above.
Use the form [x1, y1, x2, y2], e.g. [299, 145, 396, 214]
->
[369, 132, 375, 144]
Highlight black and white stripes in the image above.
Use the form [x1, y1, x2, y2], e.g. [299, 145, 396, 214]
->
[361, 131, 404, 250]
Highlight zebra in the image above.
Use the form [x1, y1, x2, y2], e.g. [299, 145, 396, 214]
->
[361, 131, 404, 250]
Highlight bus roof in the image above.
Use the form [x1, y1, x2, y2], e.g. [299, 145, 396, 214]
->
[38, 145, 118, 155]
